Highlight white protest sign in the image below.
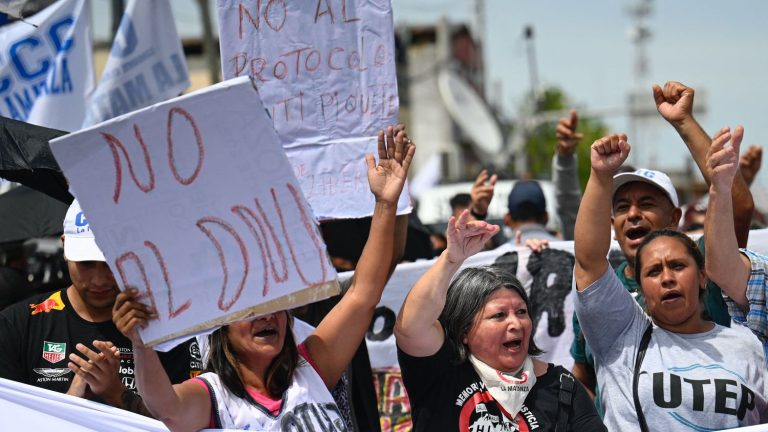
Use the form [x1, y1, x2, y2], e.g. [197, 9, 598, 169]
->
[83, 0, 189, 127]
[217, 0, 407, 219]
[50, 76, 339, 346]
[0, 0, 94, 131]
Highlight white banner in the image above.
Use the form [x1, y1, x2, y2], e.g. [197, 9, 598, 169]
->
[0, 378, 167, 431]
[0, 0, 94, 131]
[3, 231, 768, 430]
[362, 241, 578, 371]
[83, 0, 189, 127]
[50, 76, 339, 346]
[216, 0, 407, 219]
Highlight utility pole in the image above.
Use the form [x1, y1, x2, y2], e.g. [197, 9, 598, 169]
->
[626, 0, 653, 166]
[197, 0, 221, 84]
[472, 0, 486, 96]
[110, 0, 125, 44]
[511, 25, 541, 176]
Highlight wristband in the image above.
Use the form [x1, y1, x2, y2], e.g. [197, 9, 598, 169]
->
[470, 207, 487, 221]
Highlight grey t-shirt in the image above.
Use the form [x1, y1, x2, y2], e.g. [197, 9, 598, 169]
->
[575, 267, 768, 431]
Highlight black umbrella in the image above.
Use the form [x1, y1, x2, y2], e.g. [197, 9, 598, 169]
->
[0, 184, 69, 244]
[0, 116, 72, 204]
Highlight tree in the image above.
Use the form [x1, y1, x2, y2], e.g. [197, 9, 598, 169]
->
[521, 87, 608, 187]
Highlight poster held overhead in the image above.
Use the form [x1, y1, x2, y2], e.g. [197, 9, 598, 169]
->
[217, 0, 409, 219]
[50, 76, 339, 347]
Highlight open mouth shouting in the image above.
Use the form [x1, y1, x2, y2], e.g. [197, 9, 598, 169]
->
[502, 338, 523, 351]
[624, 226, 651, 247]
[254, 325, 278, 338]
[660, 290, 684, 304]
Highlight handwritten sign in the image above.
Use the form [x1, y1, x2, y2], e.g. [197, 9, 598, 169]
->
[50, 76, 339, 346]
[217, 0, 409, 219]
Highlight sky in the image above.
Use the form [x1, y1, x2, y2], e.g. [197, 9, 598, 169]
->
[391, 0, 768, 196]
[91, 0, 768, 204]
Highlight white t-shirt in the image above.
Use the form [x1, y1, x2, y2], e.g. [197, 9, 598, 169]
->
[575, 267, 768, 431]
[197, 356, 346, 431]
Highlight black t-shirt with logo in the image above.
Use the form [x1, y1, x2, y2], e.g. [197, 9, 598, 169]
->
[0, 289, 202, 398]
[398, 339, 605, 432]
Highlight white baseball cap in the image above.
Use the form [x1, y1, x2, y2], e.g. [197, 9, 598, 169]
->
[612, 168, 679, 208]
[63, 199, 106, 262]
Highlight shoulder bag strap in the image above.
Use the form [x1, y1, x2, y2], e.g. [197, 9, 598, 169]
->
[555, 369, 575, 432]
[633, 323, 653, 432]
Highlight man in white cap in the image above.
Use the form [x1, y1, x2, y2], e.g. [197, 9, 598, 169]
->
[570, 81, 754, 411]
[0, 199, 202, 415]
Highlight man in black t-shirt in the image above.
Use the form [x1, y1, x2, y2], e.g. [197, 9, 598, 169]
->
[0, 200, 202, 416]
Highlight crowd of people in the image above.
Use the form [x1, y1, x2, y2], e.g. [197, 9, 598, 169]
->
[2, 80, 768, 432]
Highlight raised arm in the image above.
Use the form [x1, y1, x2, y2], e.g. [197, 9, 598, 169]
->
[653, 81, 754, 246]
[705, 126, 751, 309]
[574, 134, 630, 290]
[113, 290, 210, 431]
[394, 211, 499, 357]
[553, 109, 584, 240]
[305, 126, 415, 388]
[469, 169, 497, 220]
[740, 144, 763, 187]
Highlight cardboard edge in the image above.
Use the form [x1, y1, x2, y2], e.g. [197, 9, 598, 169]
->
[144, 279, 341, 347]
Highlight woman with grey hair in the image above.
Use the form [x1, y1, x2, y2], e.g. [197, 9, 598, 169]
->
[395, 211, 604, 431]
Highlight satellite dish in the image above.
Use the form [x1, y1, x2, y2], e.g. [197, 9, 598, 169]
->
[438, 69, 504, 160]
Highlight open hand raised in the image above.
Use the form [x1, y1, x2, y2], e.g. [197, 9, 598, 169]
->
[444, 210, 500, 264]
[708, 126, 743, 193]
[366, 126, 415, 206]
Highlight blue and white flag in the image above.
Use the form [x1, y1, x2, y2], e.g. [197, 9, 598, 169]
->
[0, 0, 94, 131]
[83, 0, 189, 127]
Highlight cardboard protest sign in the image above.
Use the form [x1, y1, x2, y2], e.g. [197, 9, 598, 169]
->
[217, 0, 408, 219]
[0, 0, 94, 131]
[50, 76, 339, 346]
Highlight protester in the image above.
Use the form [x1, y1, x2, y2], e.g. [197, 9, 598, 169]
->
[739, 144, 763, 187]
[395, 211, 605, 431]
[705, 125, 768, 357]
[449, 193, 472, 219]
[298, 124, 412, 432]
[0, 199, 202, 416]
[553, 109, 584, 241]
[112, 126, 414, 431]
[504, 179, 558, 243]
[574, 133, 767, 431]
[468, 169, 497, 221]
[0, 241, 33, 310]
[569, 81, 754, 406]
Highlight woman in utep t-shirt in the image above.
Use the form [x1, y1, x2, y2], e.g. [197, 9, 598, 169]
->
[573, 134, 767, 431]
